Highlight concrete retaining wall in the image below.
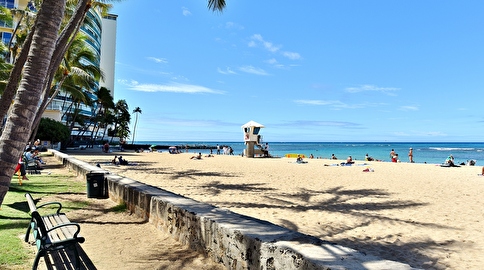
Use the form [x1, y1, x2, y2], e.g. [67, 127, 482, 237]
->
[51, 150, 418, 270]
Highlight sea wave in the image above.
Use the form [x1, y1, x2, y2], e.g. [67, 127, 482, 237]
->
[429, 147, 476, 151]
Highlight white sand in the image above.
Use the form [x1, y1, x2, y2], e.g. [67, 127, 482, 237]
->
[69, 150, 484, 269]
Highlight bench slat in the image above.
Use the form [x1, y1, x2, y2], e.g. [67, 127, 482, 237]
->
[25, 193, 87, 270]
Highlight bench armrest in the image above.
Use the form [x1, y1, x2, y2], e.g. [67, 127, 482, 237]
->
[36, 201, 63, 214]
[47, 222, 83, 240]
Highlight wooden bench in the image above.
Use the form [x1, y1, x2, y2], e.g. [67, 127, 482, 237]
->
[25, 193, 86, 270]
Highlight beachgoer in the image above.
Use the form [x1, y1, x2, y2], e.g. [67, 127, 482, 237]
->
[216, 144, 220, 155]
[33, 139, 41, 148]
[408, 148, 414, 163]
[331, 154, 337, 160]
[309, 154, 314, 159]
[25, 148, 43, 168]
[112, 155, 118, 165]
[263, 143, 269, 157]
[118, 156, 128, 165]
[390, 149, 395, 160]
[445, 155, 455, 166]
[392, 153, 399, 163]
[103, 142, 110, 153]
[191, 153, 202, 160]
[346, 156, 354, 163]
[296, 155, 307, 163]
[14, 156, 28, 180]
[365, 154, 374, 161]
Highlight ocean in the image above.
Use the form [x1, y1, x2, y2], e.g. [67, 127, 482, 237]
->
[137, 141, 484, 165]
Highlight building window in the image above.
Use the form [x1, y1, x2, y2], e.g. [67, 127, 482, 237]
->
[1, 32, 11, 45]
[0, 0, 15, 9]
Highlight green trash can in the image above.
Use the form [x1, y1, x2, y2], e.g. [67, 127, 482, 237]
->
[86, 172, 107, 198]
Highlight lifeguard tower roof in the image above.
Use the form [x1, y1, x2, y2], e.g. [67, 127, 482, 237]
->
[241, 120, 265, 128]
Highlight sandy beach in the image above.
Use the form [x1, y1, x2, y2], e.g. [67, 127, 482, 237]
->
[66, 149, 484, 269]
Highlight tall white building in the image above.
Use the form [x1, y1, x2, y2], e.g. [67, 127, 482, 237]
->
[100, 14, 117, 98]
[0, 2, 118, 143]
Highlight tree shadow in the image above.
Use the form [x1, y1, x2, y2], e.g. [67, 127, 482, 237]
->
[192, 182, 458, 269]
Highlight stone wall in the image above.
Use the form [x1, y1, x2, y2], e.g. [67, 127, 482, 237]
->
[51, 150, 418, 270]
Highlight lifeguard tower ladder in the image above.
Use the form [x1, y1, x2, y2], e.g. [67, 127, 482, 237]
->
[242, 120, 266, 158]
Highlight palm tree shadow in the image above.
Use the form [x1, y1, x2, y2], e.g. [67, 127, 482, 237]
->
[195, 182, 456, 269]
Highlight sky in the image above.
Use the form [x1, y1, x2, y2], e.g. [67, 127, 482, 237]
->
[110, 0, 484, 142]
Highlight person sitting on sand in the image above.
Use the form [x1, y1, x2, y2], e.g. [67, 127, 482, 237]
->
[331, 154, 337, 160]
[346, 156, 354, 164]
[392, 153, 399, 163]
[365, 154, 374, 161]
[118, 156, 128, 165]
[112, 155, 118, 165]
[296, 155, 307, 164]
[445, 155, 455, 166]
[191, 153, 202, 160]
[309, 154, 314, 159]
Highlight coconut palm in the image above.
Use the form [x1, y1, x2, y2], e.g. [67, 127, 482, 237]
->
[0, 0, 65, 207]
[131, 107, 142, 144]
[90, 86, 115, 146]
[28, 33, 103, 142]
[0, 0, 228, 209]
[109, 99, 130, 143]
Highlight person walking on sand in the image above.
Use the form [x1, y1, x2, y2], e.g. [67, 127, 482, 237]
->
[408, 148, 414, 163]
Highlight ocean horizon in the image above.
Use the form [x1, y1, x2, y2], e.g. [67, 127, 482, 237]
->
[135, 141, 484, 165]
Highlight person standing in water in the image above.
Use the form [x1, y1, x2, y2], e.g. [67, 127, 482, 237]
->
[408, 148, 414, 163]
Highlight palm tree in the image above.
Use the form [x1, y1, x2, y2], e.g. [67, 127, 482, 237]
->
[90, 86, 114, 146]
[109, 99, 130, 143]
[0, 0, 228, 208]
[28, 33, 103, 142]
[131, 107, 142, 144]
[0, 0, 65, 207]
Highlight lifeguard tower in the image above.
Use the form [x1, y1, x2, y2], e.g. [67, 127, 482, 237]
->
[242, 120, 266, 158]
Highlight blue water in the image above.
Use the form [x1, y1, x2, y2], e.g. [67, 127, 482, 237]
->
[137, 141, 484, 165]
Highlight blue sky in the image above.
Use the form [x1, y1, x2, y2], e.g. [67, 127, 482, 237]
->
[110, 1, 484, 142]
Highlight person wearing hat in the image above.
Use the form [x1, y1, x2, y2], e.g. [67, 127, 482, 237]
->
[445, 155, 455, 166]
[408, 147, 414, 163]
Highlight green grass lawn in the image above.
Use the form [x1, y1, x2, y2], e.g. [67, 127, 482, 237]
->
[0, 172, 87, 269]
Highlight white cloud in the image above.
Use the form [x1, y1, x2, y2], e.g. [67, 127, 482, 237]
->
[182, 7, 192, 16]
[285, 120, 362, 128]
[265, 58, 278, 65]
[217, 67, 237, 75]
[295, 99, 341, 106]
[147, 57, 168, 64]
[118, 80, 224, 94]
[249, 34, 302, 61]
[294, 99, 385, 109]
[250, 34, 280, 53]
[239, 65, 269, 76]
[399, 105, 419, 111]
[282, 51, 301, 60]
[345, 84, 400, 94]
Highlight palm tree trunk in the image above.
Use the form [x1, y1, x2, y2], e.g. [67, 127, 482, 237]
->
[131, 114, 138, 144]
[0, 26, 34, 132]
[0, 0, 66, 207]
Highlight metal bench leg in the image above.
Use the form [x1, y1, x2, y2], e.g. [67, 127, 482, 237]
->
[68, 244, 81, 270]
[24, 223, 32, 242]
[32, 249, 44, 270]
